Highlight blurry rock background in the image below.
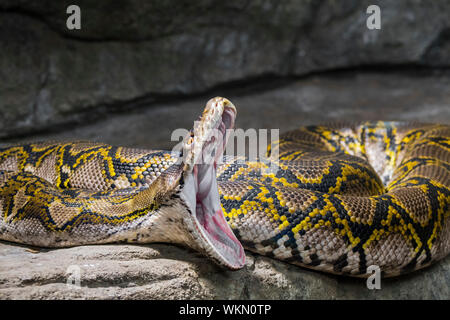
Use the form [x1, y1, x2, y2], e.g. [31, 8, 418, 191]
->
[0, 0, 449, 299]
[0, 0, 449, 140]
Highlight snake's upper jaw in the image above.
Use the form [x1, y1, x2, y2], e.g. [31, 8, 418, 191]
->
[179, 97, 245, 270]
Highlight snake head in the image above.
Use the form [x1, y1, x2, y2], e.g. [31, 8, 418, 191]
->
[176, 97, 245, 270]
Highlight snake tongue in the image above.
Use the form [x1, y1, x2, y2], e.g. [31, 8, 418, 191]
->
[179, 97, 245, 270]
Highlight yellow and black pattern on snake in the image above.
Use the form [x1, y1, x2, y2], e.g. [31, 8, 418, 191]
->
[217, 121, 449, 276]
[0, 97, 449, 277]
[0, 142, 183, 246]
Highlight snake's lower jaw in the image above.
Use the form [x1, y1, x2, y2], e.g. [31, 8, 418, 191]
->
[178, 97, 246, 270]
[179, 167, 246, 270]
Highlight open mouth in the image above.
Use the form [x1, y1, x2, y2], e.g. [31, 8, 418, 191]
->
[179, 97, 245, 269]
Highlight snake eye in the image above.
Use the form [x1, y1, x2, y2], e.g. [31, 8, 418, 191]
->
[186, 134, 194, 146]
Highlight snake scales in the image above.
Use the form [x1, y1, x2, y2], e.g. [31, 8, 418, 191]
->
[0, 97, 449, 277]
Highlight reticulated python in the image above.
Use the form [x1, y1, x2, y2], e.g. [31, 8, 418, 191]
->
[0, 97, 449, 277]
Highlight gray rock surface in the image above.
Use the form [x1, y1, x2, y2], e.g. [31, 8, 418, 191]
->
[0, 242, 448, 300]
[0, 70, 449, 299]
[4, 69, 450, 148]
[1, 0, 450, 137]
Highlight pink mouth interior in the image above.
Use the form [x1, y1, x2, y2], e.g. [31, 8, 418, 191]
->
[188, 106, 245, 269]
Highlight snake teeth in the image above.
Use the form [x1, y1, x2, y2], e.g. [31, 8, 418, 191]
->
[179, 97, 245, 270]
[182, 97, 236, 173]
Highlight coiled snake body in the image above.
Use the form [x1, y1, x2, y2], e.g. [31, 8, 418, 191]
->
[0, 98, 449, 277]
